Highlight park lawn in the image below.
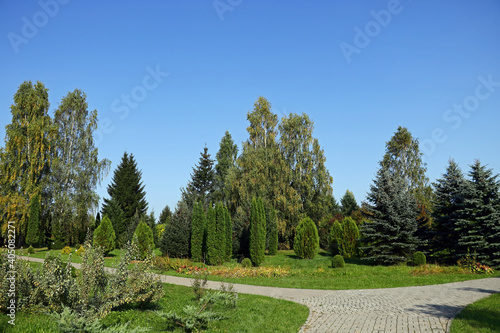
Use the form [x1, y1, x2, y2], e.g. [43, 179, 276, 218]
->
[449, 293, 500, 333]
[0, 282, 308, 333]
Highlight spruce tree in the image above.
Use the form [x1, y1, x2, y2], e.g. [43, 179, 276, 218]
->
[361, 170, 421, 265]
[340, 190, 359, 217]
[158, 204, 172, 226]
[431, 160, 466, 263]
[26, 193, 41, 246]
[102, 197, 126, 248]
[191, 202, 205, 262]
[102, 152, 148, 244]
[182, 147, 215, 210]
[160, 201, 191, 258]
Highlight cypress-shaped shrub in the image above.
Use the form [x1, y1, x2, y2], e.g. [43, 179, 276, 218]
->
[225, 205, 233, 261]
[413, 251, 426, 266]
[132, 220, 155, 260]
[332, 254, 345, 268]
[26, 193, 41, 246]
[294, 217, 319, 259]
[93, 215, 116, 255]
[206, 205, 218, 265]
[250, 197, 266, 266]
[342, 217, 360, 258]
[191, 202, 205, 262]
[267, 208, 278, 256]
[214, 202, 227, 265]
[329, 220, 343, 255]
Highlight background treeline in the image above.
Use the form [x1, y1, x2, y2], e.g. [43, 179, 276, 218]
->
[1, 82, 499, 269]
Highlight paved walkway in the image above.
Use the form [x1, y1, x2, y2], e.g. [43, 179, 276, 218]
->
[18, 256, 500, 332]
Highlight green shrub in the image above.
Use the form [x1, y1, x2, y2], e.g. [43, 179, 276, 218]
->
[294, 217, 319, 259]
[27, 245, 35, 254]
[329, 220, 343, 255]
[332, 255, 345, 268]
[249, 197, 266, 267]
[76, 245, 85, 256]
[413, 251, 426, 266]
[93, 215, 116, 256]
[241, 258, 252, 268]
[132, 220, 155, 260]
[61, 246, 72, 255]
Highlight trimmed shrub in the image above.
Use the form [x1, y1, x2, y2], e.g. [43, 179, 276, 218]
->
[191, 202, 205, 262]
[132, 220, 155, 260]
[27, 245, 35, 254]
[249, 197, 266, 266]
[329, 220, 343, 255]
[241, 258, 252, 268]
[26, 193, 41, 247]
[413, 251, 427, 266]
[332, 254, 345, 268]
[267, 208, 278, 256]
[294, 217, 319, 259]
[93, 215, 116, 255]
[61, 246, 72, 255]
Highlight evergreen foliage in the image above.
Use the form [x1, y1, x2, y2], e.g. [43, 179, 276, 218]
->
[158, 204, 172, 226]
[342, 217, 360, 258]
[267, 208, 279, 255]
[26, 193, 41, 246]
[95, 212, 101, 229]
[206, 204, 218, 265]
[249, 197, 266, 266]
[191, 202, 206, 262]
[293, 217, 319, 259]
[431, 159, 467, 263]
[413, 251, 426, 266]
[132, 220, 155, 260]
[332, 254, 345, 268]
[93, 215, 116, 255]
[329, 220, 343, 255]
[214, 131, 238, 203]
[224, 205, 233, 261]
[102, 197, 126, 248]
[182, 146, 215, 210]
[160, 201, 191, 258]
[361, 170, 421, 265]
[340, 190, 359, 216]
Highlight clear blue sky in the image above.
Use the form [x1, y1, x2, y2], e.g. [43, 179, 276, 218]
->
[1, 1, 500, 219]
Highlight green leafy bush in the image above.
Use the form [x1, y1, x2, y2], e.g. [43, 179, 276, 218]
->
[93, 215, 116, 255]
[332, 255, 345, 268]
[249, 197, 266, 267]
[293, 217, 319, 259]
[132, 220, 155, 260]
[76, 245, 85, 256]
[241, 258, 252, 268]
[413, 251, 426, 266]
[27, 245, 35, 254]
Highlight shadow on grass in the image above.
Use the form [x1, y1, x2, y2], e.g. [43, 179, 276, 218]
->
[452, 307, 500, 332]
[344, 257, 377, 266]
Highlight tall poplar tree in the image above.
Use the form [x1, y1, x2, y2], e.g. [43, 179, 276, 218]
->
[0, 81, 55, 244]
[51, 89, 110, 245]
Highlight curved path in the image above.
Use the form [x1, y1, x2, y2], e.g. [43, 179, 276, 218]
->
[18, 256, 500, 332]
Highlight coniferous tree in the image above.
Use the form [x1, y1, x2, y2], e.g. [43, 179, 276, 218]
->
[456, 160, 500, 267]
[431, 160, 466, 263]
[102, 197, 127, 248]
[224, 205, 233, 261]
[361, 170, 421, 265]
[182, 147, 215, 210]
[342, 217, 360, 258]
[158, 204, 172, 226]
[26, 193, 41, 246]
[214, 131, 238, 203]
[160, 201, 191, 258]
[267, 207, 278, 255]
[340, 190, 359, 217]
[93, 215, 116, 255]
[95, 212, 101, 229]
[191, 202, 205, 262]
[329, 220, 344, 255]
[101, 152, 148, 244]
[132, 220, 154, 260]
[293, 217, 319, 259]
[250, 197, 266, 266]
[206, 204, 217, 265]
[214, 202, 227, 265]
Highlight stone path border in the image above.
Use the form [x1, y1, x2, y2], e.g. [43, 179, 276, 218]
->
[17, 256, 500, 332]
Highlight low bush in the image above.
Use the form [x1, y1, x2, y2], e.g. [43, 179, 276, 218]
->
[332, 255, 345, 268]
[61, 246, 72, 255]
[241, 258, 252, 268]
[413, 251, 426, 266]
[76, 246, 85, 256]
[27, 246, 35, 255]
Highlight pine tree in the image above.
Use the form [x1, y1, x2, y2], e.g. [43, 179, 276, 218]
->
[250, 197, 266, 266]
[293, 217, 319, 259]
[206, 204, 217, 265]
[93, 215, 116, 255]
[26, 193, 41, 246]
[191, 202, 205, 262]
[341, 190, 359, 217]
[361, 169, 421, 265]
[101, 152, 148, 244]
[160, 201, 191, 258]
[0, 81, 56, 245]
[431, 160, 466, 263]
[182, 147, 215, 210]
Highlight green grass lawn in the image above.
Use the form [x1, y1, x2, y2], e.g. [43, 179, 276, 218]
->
[0, 282, 308, 333]
[449, 293, 500, 333]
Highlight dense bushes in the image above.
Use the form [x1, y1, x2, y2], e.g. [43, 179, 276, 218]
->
[93, 215, 116, 255]
[294, 217, 319, 259]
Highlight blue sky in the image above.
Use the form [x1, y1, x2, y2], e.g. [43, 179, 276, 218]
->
[1, 0, 500, 218]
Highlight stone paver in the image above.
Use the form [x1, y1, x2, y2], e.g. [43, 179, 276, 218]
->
[17, 256, 499, 332]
